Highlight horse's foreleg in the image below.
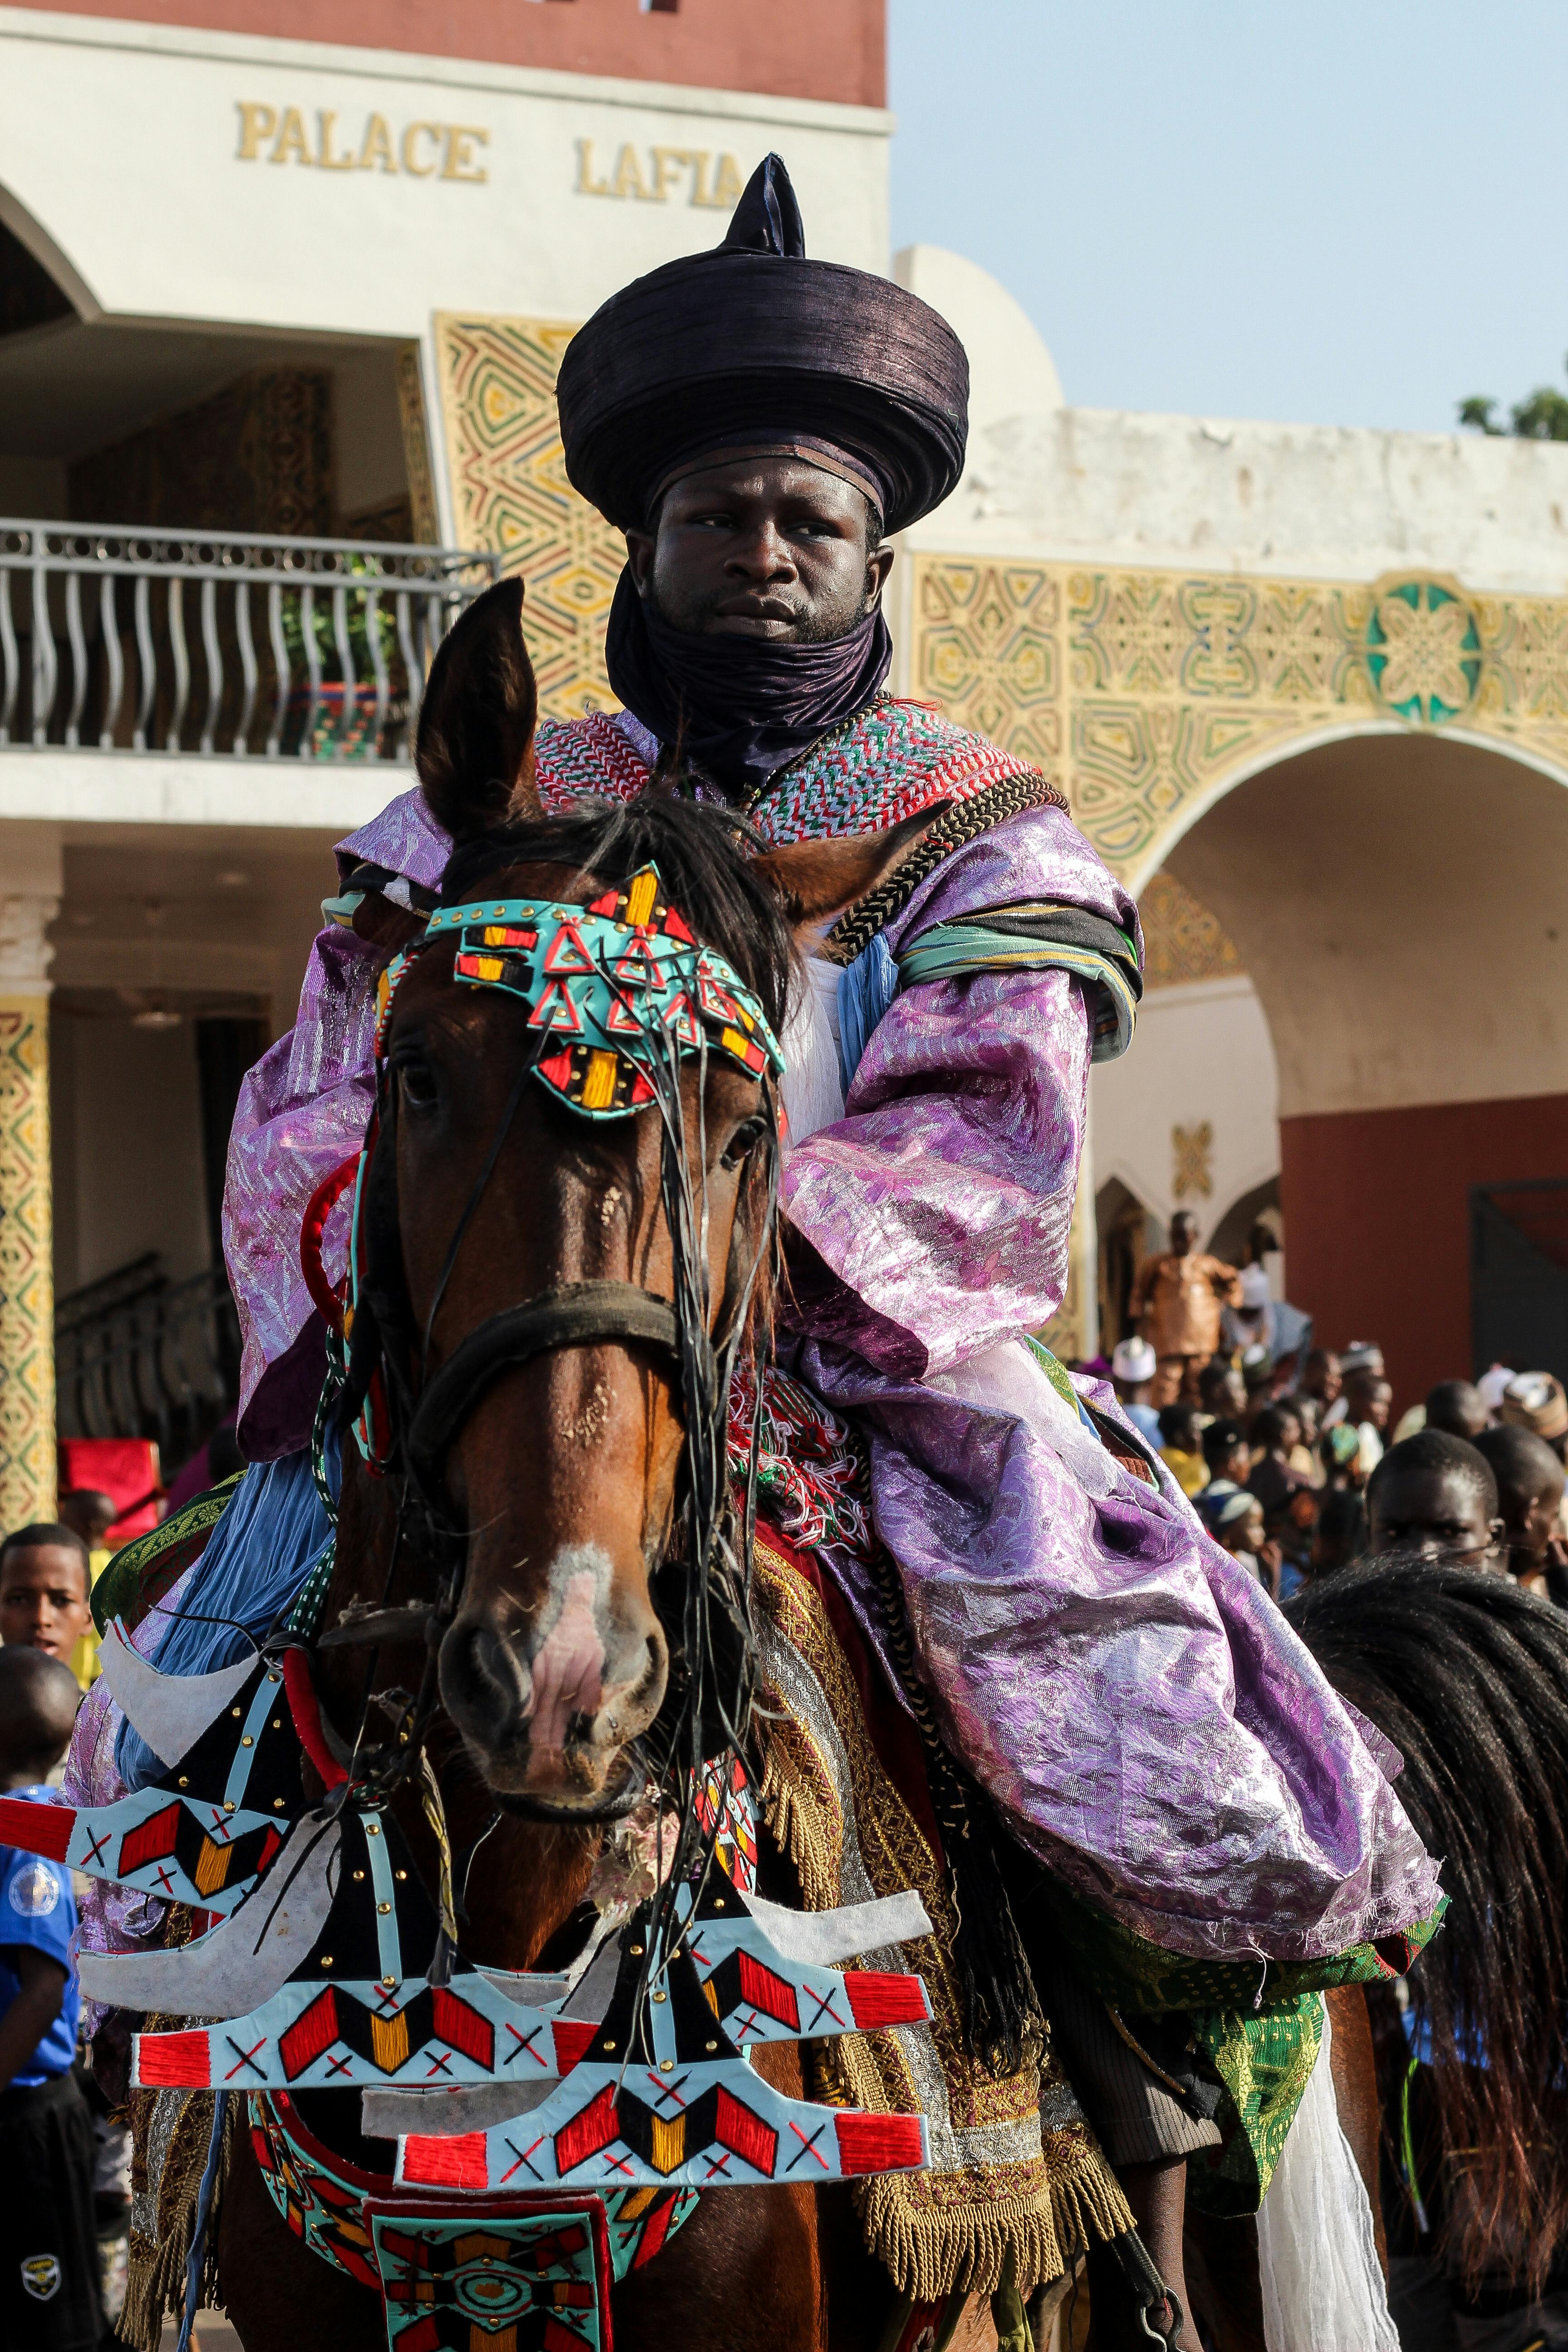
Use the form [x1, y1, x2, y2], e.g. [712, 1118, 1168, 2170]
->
[612, 2180, 825, 2350]
[1325, 1983, 1388, 2277]
[217, 2126, 386, 2352]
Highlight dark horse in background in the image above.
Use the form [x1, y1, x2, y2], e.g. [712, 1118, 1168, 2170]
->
[211, 583, 1568, 2349]
[1175, 1560, 1568, 2351]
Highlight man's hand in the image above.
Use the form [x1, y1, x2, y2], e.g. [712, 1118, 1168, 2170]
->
[0, 1944, 68, 2093]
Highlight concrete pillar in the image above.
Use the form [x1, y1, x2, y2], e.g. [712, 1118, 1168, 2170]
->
[0, 828, 62, 1529]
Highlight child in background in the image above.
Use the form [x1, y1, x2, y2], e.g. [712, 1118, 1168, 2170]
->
[1156, 1403, 1209, 1498]
[1202, 1417, 1252, 1490]
[0, 1646, 105, 2352]
[0, 1525, 97, 1693]
[1365, 1432, 1506, 1573]
[1199, 1484, 1279, 1592]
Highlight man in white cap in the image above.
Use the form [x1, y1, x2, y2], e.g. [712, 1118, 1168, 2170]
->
[1110, 1335, 1163, 1450]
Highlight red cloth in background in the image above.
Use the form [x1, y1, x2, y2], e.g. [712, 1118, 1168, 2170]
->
[56, 1438, 162, 1545]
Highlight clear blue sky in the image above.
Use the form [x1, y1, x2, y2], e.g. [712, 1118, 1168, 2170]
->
[887, 0, 1567, 434]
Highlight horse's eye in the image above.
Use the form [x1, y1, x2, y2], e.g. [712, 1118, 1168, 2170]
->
[720, 1113, 768, 1171]
[395, 1053, 439, 1112]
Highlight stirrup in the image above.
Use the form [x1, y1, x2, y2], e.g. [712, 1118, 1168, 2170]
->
[1109, 2225, 1186, 2351]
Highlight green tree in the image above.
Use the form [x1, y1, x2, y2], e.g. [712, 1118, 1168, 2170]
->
[1458, 361, 1568, 441]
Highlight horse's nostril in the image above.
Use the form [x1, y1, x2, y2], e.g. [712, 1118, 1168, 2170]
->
[439, 1616, 530, 1749]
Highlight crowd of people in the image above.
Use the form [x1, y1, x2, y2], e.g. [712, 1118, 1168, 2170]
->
[1099, 1212, 1568, 1611]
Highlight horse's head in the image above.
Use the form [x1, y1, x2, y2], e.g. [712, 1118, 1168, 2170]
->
[361, 580, 935, 1817]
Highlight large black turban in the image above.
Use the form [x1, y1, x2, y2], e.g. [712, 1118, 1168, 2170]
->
[557, 155, 969, 535]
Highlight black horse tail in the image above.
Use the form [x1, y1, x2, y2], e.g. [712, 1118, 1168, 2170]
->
[1288, 1556, 1568, 2293]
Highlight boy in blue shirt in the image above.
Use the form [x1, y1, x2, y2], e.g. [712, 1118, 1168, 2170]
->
[0, 1645, 104, 2351]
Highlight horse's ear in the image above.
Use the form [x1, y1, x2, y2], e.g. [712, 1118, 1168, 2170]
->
[750, 802, 950, 931]
[415, 576, 541, 842]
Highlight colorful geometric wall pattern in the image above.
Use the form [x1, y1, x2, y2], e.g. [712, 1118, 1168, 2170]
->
[395, 344, 440, 548]
[431, 314, 623, 719]
[1171, 1121, 1215, 1203]
[1138, 871, 1245, 991]
[418, 335, 1568, 868]
[908, 557, 1568, 882]
[911, 558, 1062, 778]
[0, 998, 55, 1527]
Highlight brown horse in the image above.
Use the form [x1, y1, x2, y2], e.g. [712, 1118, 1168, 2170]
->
[216, 581, 941, 2351]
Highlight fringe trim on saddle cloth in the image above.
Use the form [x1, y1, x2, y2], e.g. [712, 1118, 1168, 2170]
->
[122, 2061, 239, 2352]
[751, 1529, 1131, 2303]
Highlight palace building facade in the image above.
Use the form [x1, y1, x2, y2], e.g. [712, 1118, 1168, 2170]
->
[1, 0, 1565, 1520]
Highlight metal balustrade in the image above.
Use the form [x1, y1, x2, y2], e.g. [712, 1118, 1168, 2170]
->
[0, 520, 501, 762]
[55, 1251, 241, 1467]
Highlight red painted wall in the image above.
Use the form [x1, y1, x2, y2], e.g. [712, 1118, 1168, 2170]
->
[17, 0, 887, 107]
[1280, 1092, 1568, 1410]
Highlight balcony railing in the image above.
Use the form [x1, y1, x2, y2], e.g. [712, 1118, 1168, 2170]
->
[55, 1251, 240, 1468]
[0, 519, 501, 764]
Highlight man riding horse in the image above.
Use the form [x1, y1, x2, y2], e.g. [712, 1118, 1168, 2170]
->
[112, 158, 1439, 2343]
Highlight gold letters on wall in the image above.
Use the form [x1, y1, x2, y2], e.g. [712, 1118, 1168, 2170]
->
[573, 142, 745, 207]
[235, 103, 489, 181]
[232, 108, 747, 204]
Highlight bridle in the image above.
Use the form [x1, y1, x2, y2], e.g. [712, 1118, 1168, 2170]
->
[405, 1281, 682, 1502]
[299, 858, 784, 1842]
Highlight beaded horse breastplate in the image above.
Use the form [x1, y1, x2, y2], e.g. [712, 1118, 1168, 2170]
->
[21, 1568, 934, 2352]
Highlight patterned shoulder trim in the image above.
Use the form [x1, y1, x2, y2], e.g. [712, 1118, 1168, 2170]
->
[823, 769, 1063, 966]
[749, 695, 1062, 843]
[91, 1474, 242, 1636]
[534, 712, 652, 809]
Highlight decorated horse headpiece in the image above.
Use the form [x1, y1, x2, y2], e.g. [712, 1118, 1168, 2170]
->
[373, 862, 784, 1118]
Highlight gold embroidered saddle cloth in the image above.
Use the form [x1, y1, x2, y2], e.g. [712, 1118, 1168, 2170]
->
[750, 1523, 1131, 2304]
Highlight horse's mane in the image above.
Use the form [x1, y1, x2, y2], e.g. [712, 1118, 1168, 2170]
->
[439, 794, 795, 1039]
[1289, 1556, 1568, 2289]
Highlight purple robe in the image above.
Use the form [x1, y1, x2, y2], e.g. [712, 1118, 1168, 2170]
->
[220, 728, 1440, 1964]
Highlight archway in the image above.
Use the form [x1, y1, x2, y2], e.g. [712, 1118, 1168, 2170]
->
[1207, 1176, 1281, 1272]
[1095, 1175, 1161, 1352]
[1154, 729, 1568, 1401]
